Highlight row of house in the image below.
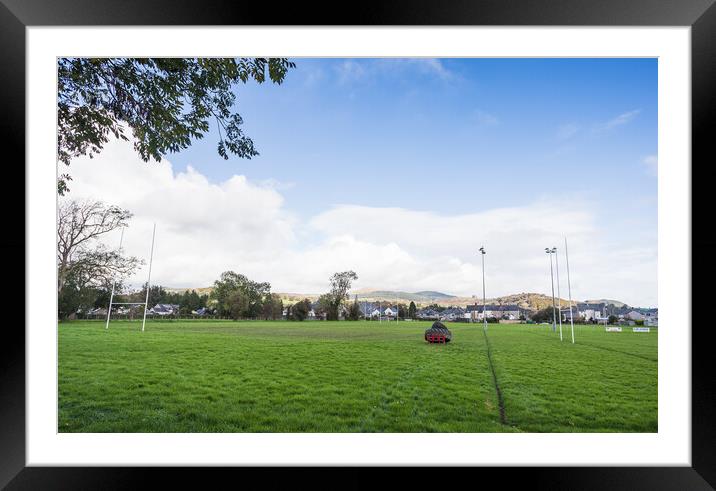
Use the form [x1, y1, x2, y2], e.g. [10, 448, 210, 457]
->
[283, 302, 404, 320]
[353, 302, 399, 319]
[410, 302, 658, 325]
[83, 301, 657, 325]
[282, 301, 659, 324]
[557, 303, 658, 326]
[413, 304, 524, 322]
[84, 304, 183, 317]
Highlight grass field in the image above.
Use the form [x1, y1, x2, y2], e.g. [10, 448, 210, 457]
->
[58, 320, 657, 433]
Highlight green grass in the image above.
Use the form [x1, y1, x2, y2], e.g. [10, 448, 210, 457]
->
[58, 320, 657, 433]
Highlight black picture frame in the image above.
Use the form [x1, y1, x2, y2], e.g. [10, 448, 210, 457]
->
[3, 0, 715, 488]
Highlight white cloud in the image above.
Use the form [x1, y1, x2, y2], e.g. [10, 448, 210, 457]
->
[410, 58, 454, 81]
[335, 60, 368, 85]
[63, 138, 297, 289]
[556, 123, 579, 140]
[257, 178, 295, 190]
[308, 203, 656, 306]
[642, 155, 658, 176]
[596, 109, 641, 131]
[335, 58, 456, 85]
[62, 138, 657, 306]
[301, 65, 325, 88]
[473, 109, 499, 127]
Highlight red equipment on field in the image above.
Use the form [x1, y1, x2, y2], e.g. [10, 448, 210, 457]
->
[425, 321, 452, 344]
[426, 333, 448, 344]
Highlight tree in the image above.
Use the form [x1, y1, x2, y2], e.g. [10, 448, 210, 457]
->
[57, 199, 140, 319]
[408, 301, 417, 319]
[57, 57, 296, 194]
[316, 293, 334, 320]
[134, 284, 168, 307]
[347, 296, 361, 321]
[57, 199, 135, 296]
[289, 299, 312, 321]
[427, 303, 446, 312]
[262, 293, 284, 320]
[58, 255, 135, 320]
[608, 315, 618, 325]
[209, 271, 271, 318]
[226, 291, 249, 320]
[58, 272, 112, 320]
[181, 290, 203, 312]
[199, 293, 209, 308]
[318, 271, 358, 321]
[530, 307, 555, 323]
[92, 282, 116, 309]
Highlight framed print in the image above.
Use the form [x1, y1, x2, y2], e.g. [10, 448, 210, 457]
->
[4, 0, 716, 488]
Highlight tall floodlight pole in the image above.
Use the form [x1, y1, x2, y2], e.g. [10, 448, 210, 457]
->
[554, 247, 563, 342]
[141, 223, 156, 332]
[565, 237, 575, 344]
[379, 299, 382, 323]
[479, 247, 487, 332]
[105, 227, 125, 330]
[546, 248, 557, 332]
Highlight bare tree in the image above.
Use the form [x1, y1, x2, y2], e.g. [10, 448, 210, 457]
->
[57, 199, 138, 297]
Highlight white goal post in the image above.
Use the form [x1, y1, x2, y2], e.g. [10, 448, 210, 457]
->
[105, 223, 156, 332]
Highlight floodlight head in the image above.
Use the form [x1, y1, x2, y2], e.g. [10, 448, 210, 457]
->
[545, 248, 551, 253]
[551, 247, 557, 253]
[479, 247, 485, 254]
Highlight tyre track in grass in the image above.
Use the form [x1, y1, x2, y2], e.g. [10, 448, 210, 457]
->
[358, 333, 503, 431]
[481, 327, 507, 425]
[355, 345, 434, 432]
[359, 341, 471, 431]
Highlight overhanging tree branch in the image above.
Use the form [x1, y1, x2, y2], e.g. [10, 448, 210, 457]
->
[57, 57, 296, 195]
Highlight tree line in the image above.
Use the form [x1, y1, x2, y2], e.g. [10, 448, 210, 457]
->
[55, 198, 362, 322]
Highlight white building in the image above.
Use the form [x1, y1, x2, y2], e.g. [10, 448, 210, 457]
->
[465, 304, 522, 321]
[382, 307, 395, 317]
[577, 303, 607, 321]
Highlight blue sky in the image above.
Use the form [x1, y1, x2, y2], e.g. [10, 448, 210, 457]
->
[69, 58, 658, 306]
[171, 58, 656, 224]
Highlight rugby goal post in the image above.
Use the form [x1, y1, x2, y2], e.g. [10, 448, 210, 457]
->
[105, 223, 156, 332]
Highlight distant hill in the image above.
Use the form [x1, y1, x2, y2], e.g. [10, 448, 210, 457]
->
[348, 290, 576, 311]
[277, 293, 321, 304]
[164, 286, 628, 311]
[355, 290, 457, 303]
[483, 292, 575, 311]
[165, 287, 213, 295]
[585, 298, 627, 308]
[414, 291, 457, 299]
